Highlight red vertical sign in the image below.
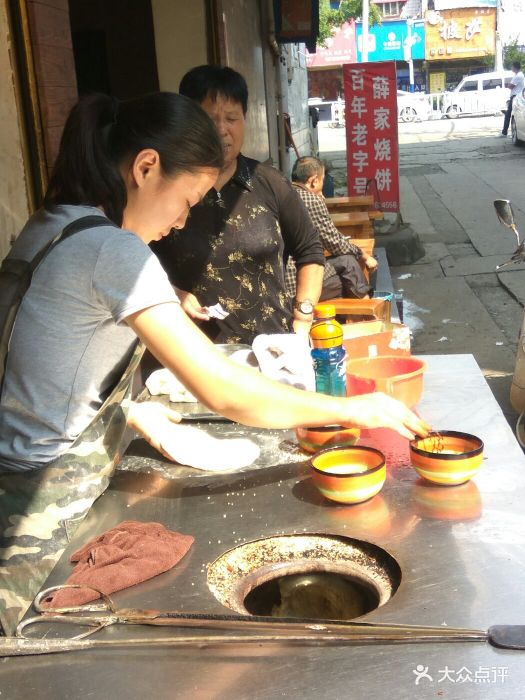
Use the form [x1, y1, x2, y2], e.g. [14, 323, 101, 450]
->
[343, 62, 399, 211]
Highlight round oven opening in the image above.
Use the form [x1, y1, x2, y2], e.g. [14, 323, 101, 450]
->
[244, 571, 379, 619]
[207, 534, 401, 621]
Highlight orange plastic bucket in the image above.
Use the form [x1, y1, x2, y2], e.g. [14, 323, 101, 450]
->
[346, 355, 426, 407]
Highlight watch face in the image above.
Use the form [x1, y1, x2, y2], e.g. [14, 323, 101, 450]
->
[297, 300, 314, 314]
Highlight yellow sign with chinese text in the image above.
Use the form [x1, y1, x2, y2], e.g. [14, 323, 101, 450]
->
[429, 72, 446, 93]
[425, 8, 496, 61]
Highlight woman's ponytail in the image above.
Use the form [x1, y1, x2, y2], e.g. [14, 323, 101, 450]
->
[44, 94, 127, 224]
[44, 92, 223, 225]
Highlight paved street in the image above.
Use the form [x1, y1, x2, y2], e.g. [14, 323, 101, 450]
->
[319, 116, 525, 434]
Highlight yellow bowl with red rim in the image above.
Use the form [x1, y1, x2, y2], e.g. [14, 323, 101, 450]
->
[310, 446, 386, 504]
[409, 431, 484, 486]
[295, 425, 361, 454]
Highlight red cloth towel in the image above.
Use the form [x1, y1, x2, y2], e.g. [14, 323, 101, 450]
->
[43, 520, 194, 608]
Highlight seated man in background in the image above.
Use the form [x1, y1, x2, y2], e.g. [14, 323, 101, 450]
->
[287, 156, 377, 301]
[151, 65, 324, 344]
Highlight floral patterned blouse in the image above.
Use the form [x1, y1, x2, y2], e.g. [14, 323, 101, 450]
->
[151, 155, 324, 344]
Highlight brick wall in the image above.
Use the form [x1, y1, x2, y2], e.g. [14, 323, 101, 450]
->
[26, 0, 78, 176]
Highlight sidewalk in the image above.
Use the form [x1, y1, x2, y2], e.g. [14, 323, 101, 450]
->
[395, 172, 520, 427]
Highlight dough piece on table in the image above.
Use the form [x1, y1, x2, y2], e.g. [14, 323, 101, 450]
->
[146, 368, 198, 403]
[159, 424, 260, 472]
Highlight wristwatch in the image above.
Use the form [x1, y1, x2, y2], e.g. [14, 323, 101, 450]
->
[294, 299, 314, 315]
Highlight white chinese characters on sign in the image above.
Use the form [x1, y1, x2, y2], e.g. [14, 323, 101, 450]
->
[351, 124, 368, 145]
[344, 61, 399, 210]
[439, 20, 461, 41]
[374, 108, 390, 131]
[372, 76, 390, 100]
[350, 96, 367, 118]
[351, 69, 364, 91]
[465, 18, 481, 41]
[440, 17, 481, 41]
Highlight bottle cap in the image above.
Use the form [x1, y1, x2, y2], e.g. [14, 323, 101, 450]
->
[314, 303, 336, 319]
[310, 304, 344, 348]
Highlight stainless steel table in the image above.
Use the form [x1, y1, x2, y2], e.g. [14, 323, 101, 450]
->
[4, 355, 525, 699]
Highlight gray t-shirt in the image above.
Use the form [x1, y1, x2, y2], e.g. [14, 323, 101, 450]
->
[0, 205, 178, 471]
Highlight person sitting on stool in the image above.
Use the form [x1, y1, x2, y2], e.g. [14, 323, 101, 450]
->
[286, 156, 377, 301]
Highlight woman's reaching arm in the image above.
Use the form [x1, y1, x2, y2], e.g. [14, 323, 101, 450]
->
[126, 302, 430, 440]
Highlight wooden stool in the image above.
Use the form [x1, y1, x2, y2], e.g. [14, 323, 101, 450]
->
[329, 297, 391, 323]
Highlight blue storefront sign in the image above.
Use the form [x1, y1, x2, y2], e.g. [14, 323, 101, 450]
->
[355, 19, 425, 63]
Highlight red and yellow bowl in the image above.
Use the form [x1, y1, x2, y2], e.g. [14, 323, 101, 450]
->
[409, 431, 484, 486]
[310, 446, 386, 504]
[346, 355, 426, 408]
[295, 425, 361, 454]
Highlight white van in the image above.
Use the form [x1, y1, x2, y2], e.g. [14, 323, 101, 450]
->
[442, 70, 513, 118]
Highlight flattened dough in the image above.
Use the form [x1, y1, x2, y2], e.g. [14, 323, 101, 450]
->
[159, 424, 260, 472]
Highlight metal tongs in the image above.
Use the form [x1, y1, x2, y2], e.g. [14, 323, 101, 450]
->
[495, 199, 525, 270]
[1, 584, 524, 657]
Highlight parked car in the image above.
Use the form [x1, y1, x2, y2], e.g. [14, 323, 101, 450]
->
[442, 70, 513, 119]
[397, 90, 432, 123]
[511, 88, 525, 146]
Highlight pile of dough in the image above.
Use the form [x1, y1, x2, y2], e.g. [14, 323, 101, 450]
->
[159, 423, 260, 472]
[146, 368, 198, 403]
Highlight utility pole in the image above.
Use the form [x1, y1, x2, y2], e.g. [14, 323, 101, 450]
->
[405, 18, 415, 92]
[362, 0, 369, 62]
[495, 0, 504, 71]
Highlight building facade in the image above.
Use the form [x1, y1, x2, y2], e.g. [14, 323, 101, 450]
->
[0, 0, 314, 261]
[307, 1, 516, 104]
[307, 1, 426, 105]
[424, 1, 498, 91]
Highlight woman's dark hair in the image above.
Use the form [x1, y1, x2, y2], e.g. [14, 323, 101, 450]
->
[44, 92, 224, 225]
[179, 65, 249, 115]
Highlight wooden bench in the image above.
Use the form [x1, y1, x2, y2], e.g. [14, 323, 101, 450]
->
[326, 195, 384, 220]
[330, 211, 374, 239]
[329, 297, 391, 323]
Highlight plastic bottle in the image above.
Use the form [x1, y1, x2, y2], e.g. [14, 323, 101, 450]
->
[310, 303, 347, 397]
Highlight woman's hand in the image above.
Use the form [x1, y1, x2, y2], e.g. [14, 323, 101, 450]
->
[175, 289, 210, 322]
[127, 400, 182, 460]
[343, 392, 431, 441]
[364, 254, 378, 272]
[292, 317, 313, 337]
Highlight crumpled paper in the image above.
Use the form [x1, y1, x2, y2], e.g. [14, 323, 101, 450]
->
[252, 333, 315, 391]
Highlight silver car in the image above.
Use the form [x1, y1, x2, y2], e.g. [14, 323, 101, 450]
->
[511, 89, 525, 146]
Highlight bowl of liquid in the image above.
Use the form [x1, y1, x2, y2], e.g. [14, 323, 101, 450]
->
[310, 446, 386, 504]
[295, 425, 361, 454]
[409, 431, 484, 486]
